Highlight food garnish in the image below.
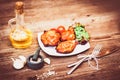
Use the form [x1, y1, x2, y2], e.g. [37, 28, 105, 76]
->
[74, 23, 90, 44]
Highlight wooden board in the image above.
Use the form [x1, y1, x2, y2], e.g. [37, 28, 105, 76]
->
[0, 0, 120, 80]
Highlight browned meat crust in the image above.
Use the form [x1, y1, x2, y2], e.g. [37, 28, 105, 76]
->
[41, 30, 61, 46]
[56, 40, 76, 53]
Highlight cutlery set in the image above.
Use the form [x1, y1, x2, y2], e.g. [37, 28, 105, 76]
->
[67, 44, 102, 74]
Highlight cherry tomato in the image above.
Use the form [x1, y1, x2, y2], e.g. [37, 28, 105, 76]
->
[57, 26, 66, 34]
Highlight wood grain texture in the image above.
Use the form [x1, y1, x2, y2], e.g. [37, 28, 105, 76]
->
[0, 0, 120, 80]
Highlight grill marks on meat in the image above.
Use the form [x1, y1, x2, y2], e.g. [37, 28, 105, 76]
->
[56, 40, 76, 53]
[41, 30, 60, 46]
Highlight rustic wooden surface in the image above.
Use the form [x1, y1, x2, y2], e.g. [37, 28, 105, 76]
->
[0, 0, 120, 80]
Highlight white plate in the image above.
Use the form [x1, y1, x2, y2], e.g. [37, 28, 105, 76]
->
[38, 32, 90, 57]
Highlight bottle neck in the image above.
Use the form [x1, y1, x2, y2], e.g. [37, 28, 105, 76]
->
[15, 12, 24, 27]
[15, 1, 25, 27]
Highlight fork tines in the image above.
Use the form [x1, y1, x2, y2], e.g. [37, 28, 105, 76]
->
[92, 44, 102, 56]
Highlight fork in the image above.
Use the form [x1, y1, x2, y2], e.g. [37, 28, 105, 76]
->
[67, 44, 102, 75]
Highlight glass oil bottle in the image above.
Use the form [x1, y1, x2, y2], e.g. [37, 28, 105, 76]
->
[8, 1, 32, 48]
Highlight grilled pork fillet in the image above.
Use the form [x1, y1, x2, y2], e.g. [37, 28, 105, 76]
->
[41, 30, 61, 46]
[56, 40, 76, 53]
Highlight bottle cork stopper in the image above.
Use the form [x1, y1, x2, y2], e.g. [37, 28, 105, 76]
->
[15, 1, 24, 14]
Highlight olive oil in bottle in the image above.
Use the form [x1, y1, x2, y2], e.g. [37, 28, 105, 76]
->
[9, 1, 32, 48]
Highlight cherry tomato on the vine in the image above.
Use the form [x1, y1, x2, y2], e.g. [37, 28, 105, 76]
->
[57, 26, 66, 34]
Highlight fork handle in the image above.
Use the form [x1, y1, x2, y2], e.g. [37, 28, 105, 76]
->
[67, 57, 87, 75]
[68, 58, 88, 68]
[67, 62, 78, 68]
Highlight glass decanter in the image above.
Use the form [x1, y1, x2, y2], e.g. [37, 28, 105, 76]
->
[8, 1, 32, 48]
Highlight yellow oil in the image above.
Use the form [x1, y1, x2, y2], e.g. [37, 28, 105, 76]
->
[9, 29, 32, 48]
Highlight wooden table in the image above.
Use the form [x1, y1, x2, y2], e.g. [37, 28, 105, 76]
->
[0, 0, 120, 80]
